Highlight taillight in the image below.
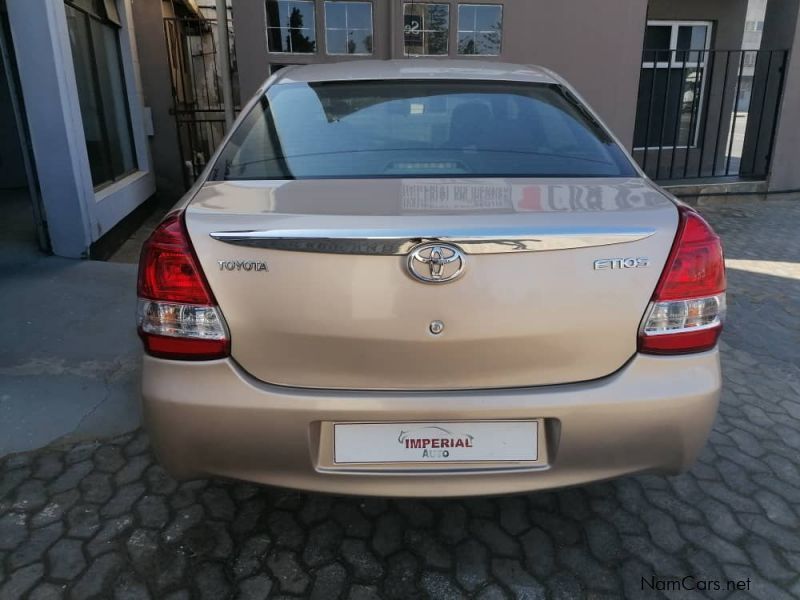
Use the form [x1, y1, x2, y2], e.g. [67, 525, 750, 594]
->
[137, 212, 229, 360]
[639, 206, 726, 354]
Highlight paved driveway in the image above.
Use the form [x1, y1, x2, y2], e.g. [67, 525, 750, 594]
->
[1, 200, 799, 600]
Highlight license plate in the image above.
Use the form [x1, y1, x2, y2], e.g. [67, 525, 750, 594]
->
[333, 421, 539, 464]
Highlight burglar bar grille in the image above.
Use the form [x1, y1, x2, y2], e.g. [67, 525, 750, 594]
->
[163, 15, 240, 189]
[633, 48, 788, 182]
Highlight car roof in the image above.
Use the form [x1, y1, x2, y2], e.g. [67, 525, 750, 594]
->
[270, 59, 560, 86]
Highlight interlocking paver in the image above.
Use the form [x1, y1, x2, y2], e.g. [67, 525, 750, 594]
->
[309, 562, 346, 600]
[0, 199, 799, 598]
[266, 550, 310, 594]
[382, 551, 418, 599]
[340, 539, 383, 582]
[374, 520, 407, 565]
[47, 539, 85, 580]
[304, 520, 341, 568]
[239, 573, 274, 600]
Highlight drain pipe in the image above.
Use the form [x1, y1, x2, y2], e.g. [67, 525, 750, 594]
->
[216, 0, 234, 130]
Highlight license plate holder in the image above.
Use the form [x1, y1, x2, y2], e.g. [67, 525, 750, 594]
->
[332, 420, 540, 465]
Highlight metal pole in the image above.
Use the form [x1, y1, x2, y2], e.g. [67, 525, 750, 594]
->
[696, 50, 718, 178]
[216, 0, 234, 130]
[763, 51, 788, 179]
[750, 50, 774, 176]
[711, 51, 732, 177]
[641, 50, 660, 175]
[725, 50, 747, 175]
[682, 49, 705, 179]
[655, 51, 674, 181]
[668, 52, 688, 180]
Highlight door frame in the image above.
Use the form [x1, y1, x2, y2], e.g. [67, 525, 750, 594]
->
[0, 0, 49, 251]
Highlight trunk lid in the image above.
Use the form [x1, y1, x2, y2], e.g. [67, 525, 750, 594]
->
[186, 177, 677, 390]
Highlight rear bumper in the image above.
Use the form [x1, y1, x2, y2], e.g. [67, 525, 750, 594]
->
[141, 351, 720, 497]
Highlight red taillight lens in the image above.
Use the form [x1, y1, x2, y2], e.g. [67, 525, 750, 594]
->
[652, 209, 726, 301]
[639, 206, 726, 355]
[137, 212, 229, 360]
[137, 212, 213, 304]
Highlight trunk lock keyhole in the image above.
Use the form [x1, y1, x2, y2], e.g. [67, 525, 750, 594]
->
[430, 320, 445, 335]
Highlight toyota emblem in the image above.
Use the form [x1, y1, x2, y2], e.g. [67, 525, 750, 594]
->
[406, 243, 466, 283]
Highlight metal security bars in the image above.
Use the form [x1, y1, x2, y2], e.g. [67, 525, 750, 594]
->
[163, 15, 240, 189]
[633, 48, 788, 182]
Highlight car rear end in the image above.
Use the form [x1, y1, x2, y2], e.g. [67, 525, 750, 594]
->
[138, 61, 724, 497]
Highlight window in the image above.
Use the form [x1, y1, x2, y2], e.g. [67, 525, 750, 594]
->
[745, 20, 764, 32]
[634, 21, 712, 149]
[457, 4, 502, 55]
[212, 80, 637, 180]
[266, 0, 316, 54]
[325, 2, 373, 55]
[65, 0, 136, 189]
[403, 3, 449, 56]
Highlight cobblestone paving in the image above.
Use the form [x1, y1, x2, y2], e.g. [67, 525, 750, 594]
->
[1, 200, 800, 600]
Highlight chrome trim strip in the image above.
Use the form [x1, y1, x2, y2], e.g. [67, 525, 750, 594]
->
[208, 227, 656, 255]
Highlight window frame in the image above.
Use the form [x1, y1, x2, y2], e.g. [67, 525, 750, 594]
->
[402, 2, 450, 57]
[64, 0, 137, 190]
[456, 3, 503, 56]
[324, 1, 373, 56]
[635, 19, 713, 151]
[266, 0, 318, 55]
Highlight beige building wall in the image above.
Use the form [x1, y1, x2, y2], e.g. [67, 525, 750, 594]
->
[231, 0, 649, 148]
[761, 0, 800, 191]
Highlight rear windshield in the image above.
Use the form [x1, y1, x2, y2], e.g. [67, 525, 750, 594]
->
[211, 80, 637, 180]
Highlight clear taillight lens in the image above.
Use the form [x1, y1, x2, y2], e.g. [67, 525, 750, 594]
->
[138, 300, 227, 339]
[640, 294, 726, 354]
[136, 212, 229, 360]
[639, 206, 726, 355]
[643, 295, 725, 333]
